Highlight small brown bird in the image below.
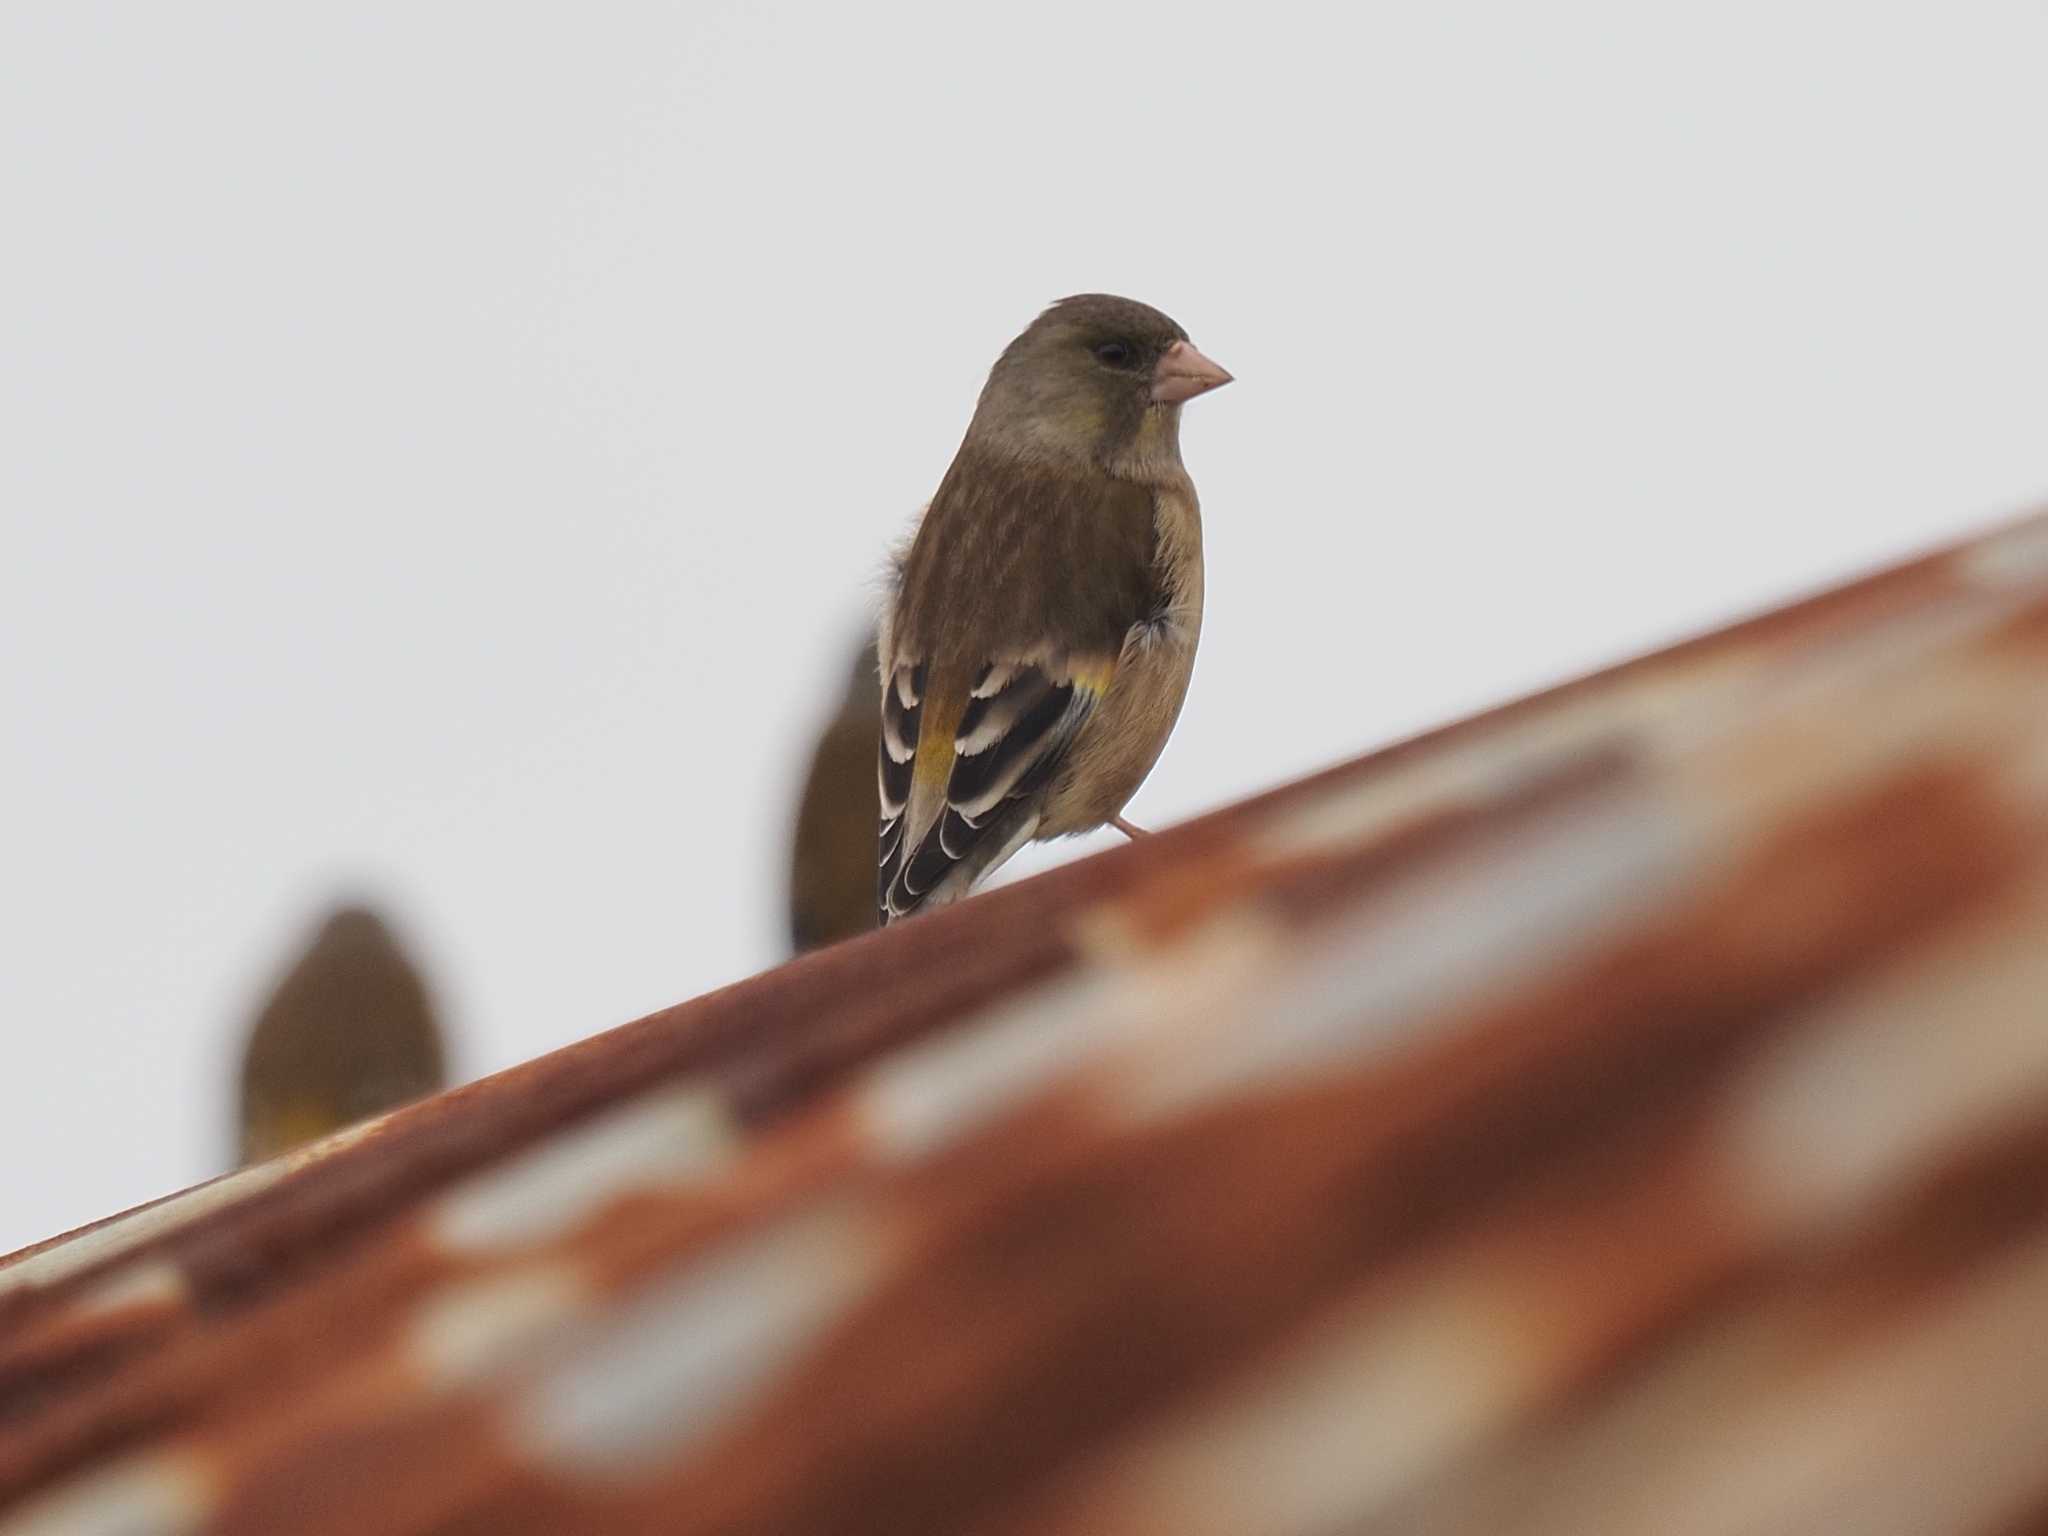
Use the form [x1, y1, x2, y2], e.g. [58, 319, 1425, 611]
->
[787, 633, 884, 952]
[878, 294, 1232, 922]
[235, 904, 448, 1164]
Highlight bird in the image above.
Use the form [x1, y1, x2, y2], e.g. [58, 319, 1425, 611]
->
[787, 632, 884, 952]
[235, 904, 449, 1164]
[878, 293, 1232, 923]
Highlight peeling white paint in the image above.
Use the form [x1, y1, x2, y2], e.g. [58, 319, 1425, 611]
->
[0, 1454, 212, 1536]
[71, 1261, 187, 1319]
[0, 1118, 381, 1298]
[410, 1264, 587, 1389]
[515, 1202, 883, 1477]
[1958, 514, 2048, 590]
[1061, 1269, 1535, 1536]
[857, 968, 1126, 1161]
[1138, 788, 1706, 1117]
[1726, 877, 2048, 1234]
[433, 1084, 737, 1254]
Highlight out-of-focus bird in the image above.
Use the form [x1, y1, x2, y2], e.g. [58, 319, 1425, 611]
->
[235, 904, 448, 1165]
[788, 633, 883, 952]
[878, 293, 1232, 922]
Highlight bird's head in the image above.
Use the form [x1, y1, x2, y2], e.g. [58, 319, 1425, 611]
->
[968, 294, 1231, 478]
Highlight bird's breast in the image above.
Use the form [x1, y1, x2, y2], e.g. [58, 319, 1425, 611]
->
[1038, 483, 1204, 837]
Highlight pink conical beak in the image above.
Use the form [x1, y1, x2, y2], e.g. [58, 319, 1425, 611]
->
[1151, 339, 1234, 404]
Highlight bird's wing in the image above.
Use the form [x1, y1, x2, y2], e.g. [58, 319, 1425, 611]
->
[879, 651, 1114, 923]
[877, 455, 1160, 923]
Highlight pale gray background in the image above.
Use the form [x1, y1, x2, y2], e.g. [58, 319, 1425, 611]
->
[3, 1, 2045, 1252]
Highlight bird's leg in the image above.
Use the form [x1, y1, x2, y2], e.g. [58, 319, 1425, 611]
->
[1111, 815, 1150, 839]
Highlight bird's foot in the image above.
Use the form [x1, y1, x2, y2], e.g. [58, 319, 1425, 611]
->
[1111, 816, 1150, 839]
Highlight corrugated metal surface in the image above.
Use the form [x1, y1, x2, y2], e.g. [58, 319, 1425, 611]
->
[6, 509, 2048, 1534]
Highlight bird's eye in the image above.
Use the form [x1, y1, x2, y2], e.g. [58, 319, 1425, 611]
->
[1093, 340, 1134, 368]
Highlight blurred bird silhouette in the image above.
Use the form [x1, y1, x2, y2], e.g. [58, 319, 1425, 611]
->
[787, 634, 882, 953]
[235, 904, 448, 1165]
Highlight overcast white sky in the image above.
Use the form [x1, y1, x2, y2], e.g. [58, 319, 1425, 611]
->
[2, 2, 2044, 1252]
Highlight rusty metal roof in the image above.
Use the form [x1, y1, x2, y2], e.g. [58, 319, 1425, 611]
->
[6, 509, 2048, 1534]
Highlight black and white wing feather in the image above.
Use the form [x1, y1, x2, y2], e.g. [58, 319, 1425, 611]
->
[876, 660, 922, 892]
[878, 657, 1105, 923]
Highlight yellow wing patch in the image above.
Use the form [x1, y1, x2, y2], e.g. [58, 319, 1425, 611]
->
[913, 655, 1112, 800]
[1069, 657, 1117, 696]
[913, 690, 964, 793]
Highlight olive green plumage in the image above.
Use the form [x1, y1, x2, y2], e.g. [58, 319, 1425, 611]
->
[235, 905, 447, 1164]
[787, 635, 885, 953]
